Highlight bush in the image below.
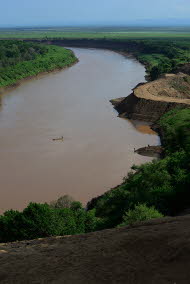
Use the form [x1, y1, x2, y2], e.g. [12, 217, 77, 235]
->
[159, 108, 190, 153]
[119, 204, 163, 226]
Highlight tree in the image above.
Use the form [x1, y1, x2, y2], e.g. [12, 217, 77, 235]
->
[50, 195, 75, 209]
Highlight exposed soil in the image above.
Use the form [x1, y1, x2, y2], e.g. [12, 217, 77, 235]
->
[135, 73, 190, 102]
[0, 215, 190, 283]
[134, 124, 156, 135]
[111, 73, 190, 123]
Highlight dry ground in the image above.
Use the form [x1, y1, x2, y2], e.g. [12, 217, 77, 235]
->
[135, 73, 190, 104]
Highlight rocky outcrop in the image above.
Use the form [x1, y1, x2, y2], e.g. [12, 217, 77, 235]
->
[134, 145, 163, 158]
[1, 215, 190, 283]
[111, 73, 190, 123]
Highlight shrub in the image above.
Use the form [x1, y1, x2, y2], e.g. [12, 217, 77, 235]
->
[119, 204, 163, 226]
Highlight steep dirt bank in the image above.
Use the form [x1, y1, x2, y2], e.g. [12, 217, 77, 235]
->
[111, 73, 190, 123]
[0, 215, 190, 283]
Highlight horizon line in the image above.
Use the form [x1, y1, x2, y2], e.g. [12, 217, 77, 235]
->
[1, 24, 190, 29]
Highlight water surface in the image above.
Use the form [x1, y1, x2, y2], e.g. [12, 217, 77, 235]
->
[0, 48, 159, 212]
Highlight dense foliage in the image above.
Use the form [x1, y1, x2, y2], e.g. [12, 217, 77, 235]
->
[1, 36, 190, 83]
[128, 40, 190, 80]
[0, 197, 98, 243]
[159, 108, 190, 153]
[87, 108, 190, 228]
[0, 40, 77, 88]
[0, 40, 48, 68]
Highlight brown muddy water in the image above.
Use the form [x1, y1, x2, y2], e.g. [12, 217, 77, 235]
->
[0, 48, 159, 212]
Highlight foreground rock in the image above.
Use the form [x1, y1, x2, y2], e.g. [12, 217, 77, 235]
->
[0, 215, 190, 283]
[111, 73, 190, 122]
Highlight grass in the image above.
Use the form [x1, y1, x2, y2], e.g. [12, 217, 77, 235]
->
[0, 32, 190, 40]
[0, 27, 190, 39]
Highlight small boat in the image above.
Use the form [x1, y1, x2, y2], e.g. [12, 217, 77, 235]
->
[52, 136, 64, 141]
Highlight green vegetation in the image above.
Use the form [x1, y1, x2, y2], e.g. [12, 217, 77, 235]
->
[87, 108, 190, 228]
[118, 204, 163, 227]
[159, 108, 190, 153]
[129, 40, 190, 80]
[0, 196, 98, 243]
[0, 40, 77, 89]
[1, 27, 190, 80]
[1, 27, 190, 39]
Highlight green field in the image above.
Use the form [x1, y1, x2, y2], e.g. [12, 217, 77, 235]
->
[0, 27, 190, 39]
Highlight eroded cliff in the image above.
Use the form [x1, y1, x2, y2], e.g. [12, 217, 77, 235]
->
[111, 73, 190, 122]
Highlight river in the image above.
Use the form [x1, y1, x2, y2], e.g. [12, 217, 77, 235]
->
[0, 48, 159, 212]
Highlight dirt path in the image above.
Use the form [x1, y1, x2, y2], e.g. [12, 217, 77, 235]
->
[0, 215, 190, 283]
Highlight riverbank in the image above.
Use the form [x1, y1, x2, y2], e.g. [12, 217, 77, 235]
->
[24, 38, 190, 80]
[86, 107, 190, 229]
[0, 42, 78, 95]
[0, 60, 78, 96]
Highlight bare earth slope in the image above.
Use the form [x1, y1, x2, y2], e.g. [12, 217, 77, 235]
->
[111, 73, 190, 122]
[0, 215, 190, 283]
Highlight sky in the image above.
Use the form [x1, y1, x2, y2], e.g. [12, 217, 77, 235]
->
[1, 0, 190, 27]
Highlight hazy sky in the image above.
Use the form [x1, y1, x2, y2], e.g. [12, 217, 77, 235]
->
[1, 0, 190, 27]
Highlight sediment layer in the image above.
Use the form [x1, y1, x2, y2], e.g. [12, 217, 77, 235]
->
[111, 73, 190, 123]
